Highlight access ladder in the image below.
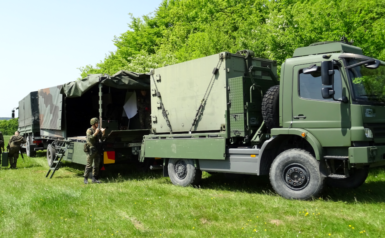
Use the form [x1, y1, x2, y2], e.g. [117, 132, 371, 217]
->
[45, 141, 69, 179]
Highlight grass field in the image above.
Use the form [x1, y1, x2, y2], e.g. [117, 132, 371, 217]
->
[1, 135, 384, 237]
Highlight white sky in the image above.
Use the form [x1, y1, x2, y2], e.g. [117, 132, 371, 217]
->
[0, 0, 163, 117]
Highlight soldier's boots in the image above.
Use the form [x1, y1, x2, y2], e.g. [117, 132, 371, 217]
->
[92, 175, 102, 184]
[84, 176, 89, 184]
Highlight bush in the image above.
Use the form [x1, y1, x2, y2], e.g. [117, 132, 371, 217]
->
[0, 118, 18, 135]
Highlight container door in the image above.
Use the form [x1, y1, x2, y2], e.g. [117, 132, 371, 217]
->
[291, 63, 351, 147]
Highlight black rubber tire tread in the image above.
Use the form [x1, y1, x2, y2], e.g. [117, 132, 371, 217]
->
[47, 144, 56, 168]
[325, 168, 369, 189]
[269, 149, 324, 200]
[168, 159, 201, 186]
[262, 85, 280, 129]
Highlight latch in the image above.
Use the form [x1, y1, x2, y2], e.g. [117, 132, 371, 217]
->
[151, 89, 161, 97]
[152, 116, 157, 123]
[157, 100, 162, 109]
[156, 74, 161, 82]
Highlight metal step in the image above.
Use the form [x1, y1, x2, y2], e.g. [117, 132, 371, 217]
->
[324, 156, 349, 160]
[328, 174, 348, 179]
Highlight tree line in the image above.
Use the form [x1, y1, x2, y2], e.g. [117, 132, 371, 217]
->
[0, 119, 18, 135]
[79, 0, 385, 77]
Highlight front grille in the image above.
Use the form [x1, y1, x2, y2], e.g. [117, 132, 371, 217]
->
[365, 123, 385, 138]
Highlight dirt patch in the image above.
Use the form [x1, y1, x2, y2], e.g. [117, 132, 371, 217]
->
[270, 219, 284, 226]
[200, 218, 210, 224]
[34, 170, 47, 173]
[284, 216, 296, 222]
[132, 218, 144, 231]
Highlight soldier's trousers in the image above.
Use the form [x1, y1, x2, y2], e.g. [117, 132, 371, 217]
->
[84, 152, 100, 177]
[8, 153, 18, 168]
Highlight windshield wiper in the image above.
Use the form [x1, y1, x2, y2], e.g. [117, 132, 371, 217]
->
[346, 59, 375, 69]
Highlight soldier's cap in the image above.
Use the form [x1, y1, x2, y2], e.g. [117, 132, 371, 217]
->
[90, 118, 99, 125]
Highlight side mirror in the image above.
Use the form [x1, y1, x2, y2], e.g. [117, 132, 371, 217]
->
[365, 60, 380, 69]
[321, 87, 335, 99]
[12, 110, 15, 119]
[321, 61, 334, 85]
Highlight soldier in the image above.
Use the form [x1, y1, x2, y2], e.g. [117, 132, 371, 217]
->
[84, 118, 106, 184]
[137, 90, 151, 129]
[7, 131, 26, 169]
[0, 131, 4, 160]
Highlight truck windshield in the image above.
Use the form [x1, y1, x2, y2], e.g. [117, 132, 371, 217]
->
[346, 58, 385, 104]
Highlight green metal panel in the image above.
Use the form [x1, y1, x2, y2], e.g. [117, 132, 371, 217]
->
[348, 146, 385, 164]
[63, 142, 88, 165]
[150, 52, 277, 134]
[144, 137, 226, 160]
[229, 77, 244, 114]
[229, 113, 245, 137]
[293, 42, 363, 57]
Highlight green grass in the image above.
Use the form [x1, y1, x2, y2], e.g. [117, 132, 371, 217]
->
[0, 135, 384, 237]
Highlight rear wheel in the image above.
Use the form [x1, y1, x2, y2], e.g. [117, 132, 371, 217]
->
[47, 144, 56, 168]
[168, 159, 201, 186]
[26, 135, 36, 157]
[325, 168, 369, 189]
[269, 149, 324, 200]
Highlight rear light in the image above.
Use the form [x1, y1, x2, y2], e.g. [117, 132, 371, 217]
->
[33, 140, 42, 144]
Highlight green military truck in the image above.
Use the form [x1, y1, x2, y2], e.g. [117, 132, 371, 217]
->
[15, 71, 152, 172]
[17, 91, 45, 157]
[139, 41, 385, 199]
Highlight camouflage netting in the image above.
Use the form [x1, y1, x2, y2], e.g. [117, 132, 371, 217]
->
[61, 70, 150, 98]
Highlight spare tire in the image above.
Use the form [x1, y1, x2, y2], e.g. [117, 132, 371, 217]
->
[262, 85, 280, 129]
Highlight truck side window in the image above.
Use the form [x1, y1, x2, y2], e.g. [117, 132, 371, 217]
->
[299, 68, 342, 101]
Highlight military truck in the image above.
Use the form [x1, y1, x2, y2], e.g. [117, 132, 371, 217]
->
[138, 41, 385, 199]
[17, 91, 45, 157]
[15, 71, 152, 170]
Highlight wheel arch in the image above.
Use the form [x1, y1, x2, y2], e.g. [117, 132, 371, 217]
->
[258, 129, 323, 175]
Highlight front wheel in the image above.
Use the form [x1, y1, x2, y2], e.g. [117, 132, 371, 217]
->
[168, 159, 202, 186]
[269, 149, 324, 200]
[325, 168, 369, 189]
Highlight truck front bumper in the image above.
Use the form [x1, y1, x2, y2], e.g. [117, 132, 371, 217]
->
[349, 145, 385, 167]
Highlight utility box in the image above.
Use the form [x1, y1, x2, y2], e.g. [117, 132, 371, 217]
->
[150, 51, 277, 137]
[2, 152, 8, 167]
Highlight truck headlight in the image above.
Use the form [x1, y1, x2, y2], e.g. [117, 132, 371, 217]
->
[364, 128, 373, 138]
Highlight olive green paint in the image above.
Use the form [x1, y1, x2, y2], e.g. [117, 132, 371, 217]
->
[143, 137, 226, 160]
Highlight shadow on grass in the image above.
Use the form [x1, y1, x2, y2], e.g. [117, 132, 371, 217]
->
[49, 157, 385, 203]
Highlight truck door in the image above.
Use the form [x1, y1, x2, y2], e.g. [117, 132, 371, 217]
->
[292, 63, 351, 147]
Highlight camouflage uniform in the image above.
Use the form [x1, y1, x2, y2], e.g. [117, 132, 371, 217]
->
[84, 125, 105, 180]
[137, 92, 151, 129]
[7, 135, 26, 168]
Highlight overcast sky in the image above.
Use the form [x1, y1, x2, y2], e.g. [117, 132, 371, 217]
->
[0, 0, 163, 117]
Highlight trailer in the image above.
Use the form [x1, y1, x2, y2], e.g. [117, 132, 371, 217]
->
[16, 71, 153, 171]
[17, 91, 45, 157]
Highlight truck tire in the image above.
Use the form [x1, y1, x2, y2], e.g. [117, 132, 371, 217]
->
[269, 149, 324, 200]
[168, 159, 202, 186]
[325, 168, 369, 189]
[47, 144, 56, 168]
[26, 135, 36, 157]
[262, 85, 280, 129]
